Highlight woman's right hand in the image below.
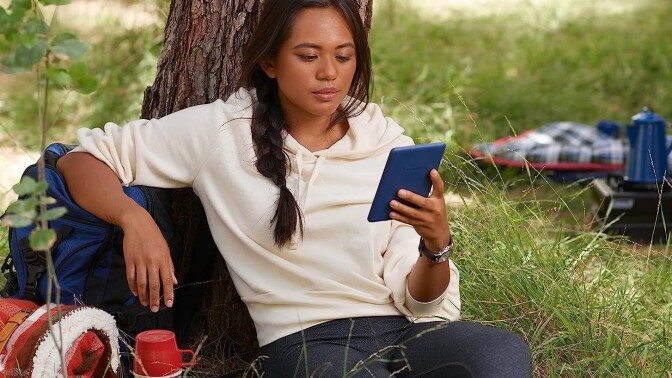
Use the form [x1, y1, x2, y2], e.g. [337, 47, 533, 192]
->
[58, 152, 176, 312]
[119, 206, 177, 312]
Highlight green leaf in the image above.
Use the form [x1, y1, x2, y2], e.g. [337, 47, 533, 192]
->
[67, 62, 98, 94]
[68, 61, 88, 78]
[38, 196, 57, 205]
[74, 75, 98, 94]
[16, 32, 37, 46]
[37, 207, 67, 222]
[29, 228, 57, 251]
[23, 17, 47, 35]
[45, 67, 73, 87]
[14, 37, 48, 67]
[9, 0, 31, 11]
[40, 0, 71, 5]
[7, 0, 31, 26]
[13, 176, 37, 196]
[19, 197, 38, 212]
[0, 214, 34, 228]
[5, 200, 22, 214]
[5, 198, 38, 221]
[33, 181, 49, 194]
[1, 53, 30, 73]
[51, 33, 89, 59]
[0, 8, 11, 34]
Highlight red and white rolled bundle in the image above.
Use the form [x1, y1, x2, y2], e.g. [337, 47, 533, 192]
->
[0, 298, 119, 378]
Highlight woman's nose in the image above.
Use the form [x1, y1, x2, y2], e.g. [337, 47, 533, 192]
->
[317, 58, 337, 80]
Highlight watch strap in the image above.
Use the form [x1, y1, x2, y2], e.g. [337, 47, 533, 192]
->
[418, 237, 453, 264]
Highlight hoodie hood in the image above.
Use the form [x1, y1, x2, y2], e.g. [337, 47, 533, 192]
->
[230, 88, 408, 161]
[282, 99, 407, 161]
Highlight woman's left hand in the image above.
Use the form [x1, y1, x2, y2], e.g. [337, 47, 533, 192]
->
[389, 169, 451, 252]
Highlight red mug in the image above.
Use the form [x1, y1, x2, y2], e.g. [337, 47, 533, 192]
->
[133, 330, 196, 377]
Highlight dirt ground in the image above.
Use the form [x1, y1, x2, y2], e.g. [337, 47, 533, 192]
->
[0, 146, 38, 209]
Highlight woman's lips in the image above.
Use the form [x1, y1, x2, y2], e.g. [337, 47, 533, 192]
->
[313, 88, 339, 101]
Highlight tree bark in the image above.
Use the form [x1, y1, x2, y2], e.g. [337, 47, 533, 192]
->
[140, 0, 373, 374]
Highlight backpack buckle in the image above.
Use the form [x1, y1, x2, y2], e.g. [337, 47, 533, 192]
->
[24, 250, 46, 267]
[23, 250, 47, 303]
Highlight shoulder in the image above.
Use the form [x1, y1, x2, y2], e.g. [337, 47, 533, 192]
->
[158, 88, 254, 136]
[346, 101, 410, 146]
[203, 87, 255, 121]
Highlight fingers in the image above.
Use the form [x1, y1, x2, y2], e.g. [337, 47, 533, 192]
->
[148, 267, 161, 312]
[389, 169, 447, 226]
[429, 169, 445, 198]
[161, 262, 175, 309]
[132, 262, 175, 312]
[170, 260, 178, 285]
[127, 265, 138, 297]
[392, 170, 445, 208]
[126, 252, 175, 312]
[389, 197, 424, 225]
[135, 265, 149, 307]
[388, 169, 451, 249]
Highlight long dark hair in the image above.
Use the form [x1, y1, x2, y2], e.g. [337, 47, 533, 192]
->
[239, 0, 372, 247]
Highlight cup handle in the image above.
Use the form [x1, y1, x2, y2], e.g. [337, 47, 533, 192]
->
[180, 349, 197, 367]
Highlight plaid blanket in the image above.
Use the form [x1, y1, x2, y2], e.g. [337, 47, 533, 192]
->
[0, 298, 119, 378]
[471, 122, 627, 171]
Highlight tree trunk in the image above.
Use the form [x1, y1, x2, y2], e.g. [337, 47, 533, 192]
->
[140, 0, 373, 374]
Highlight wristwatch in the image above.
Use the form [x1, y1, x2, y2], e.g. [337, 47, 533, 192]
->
[418, 237, 453, 264]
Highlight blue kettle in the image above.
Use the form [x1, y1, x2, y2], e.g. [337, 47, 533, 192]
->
[624, 108, 671, 185]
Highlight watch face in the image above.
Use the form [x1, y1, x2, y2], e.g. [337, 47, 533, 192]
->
[419, 238, 453, 264]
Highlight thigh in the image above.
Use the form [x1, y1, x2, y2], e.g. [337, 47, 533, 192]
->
[389, 321, 531, 378]
[260, 318, 399, 378]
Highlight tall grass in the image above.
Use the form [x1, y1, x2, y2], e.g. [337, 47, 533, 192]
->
[442, 158, 672, 376]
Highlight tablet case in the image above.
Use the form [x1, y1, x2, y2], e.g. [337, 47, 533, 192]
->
[367, 143, 446, 222]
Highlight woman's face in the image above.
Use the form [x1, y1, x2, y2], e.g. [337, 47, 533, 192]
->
[261, 6, 357, 127]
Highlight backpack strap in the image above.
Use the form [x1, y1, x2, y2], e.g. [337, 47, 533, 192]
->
[22, 225, 74, 303]
[0, 309, 33, 354]
[22, 246, 47, 303]
[0, 255, 19, 298]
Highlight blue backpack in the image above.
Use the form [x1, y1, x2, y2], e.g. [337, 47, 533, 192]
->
[0, 143, 181, 335]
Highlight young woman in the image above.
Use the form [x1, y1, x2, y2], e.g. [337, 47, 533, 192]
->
[57, 0, 532, 376]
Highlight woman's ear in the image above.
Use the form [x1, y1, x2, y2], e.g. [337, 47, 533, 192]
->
[260, 58, 277, 79]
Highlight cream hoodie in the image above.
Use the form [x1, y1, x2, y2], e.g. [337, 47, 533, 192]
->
[74, 88, 461, 346]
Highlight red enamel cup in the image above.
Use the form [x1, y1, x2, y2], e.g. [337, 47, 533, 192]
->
[133, 330, 196, 377]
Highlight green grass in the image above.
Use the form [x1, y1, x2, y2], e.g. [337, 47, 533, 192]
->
[371, 0, 672, 150]
[1, 0, 672, 376]
[443, 162, 672, 376]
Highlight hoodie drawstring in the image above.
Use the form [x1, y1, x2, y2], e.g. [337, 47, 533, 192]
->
[290, 153, 326, 249]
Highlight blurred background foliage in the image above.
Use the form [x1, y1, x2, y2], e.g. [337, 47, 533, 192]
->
[2, 0, 671, 154]
[0, 0, 168, 147]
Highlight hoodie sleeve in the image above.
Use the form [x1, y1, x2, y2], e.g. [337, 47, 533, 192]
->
[383, 220, 461, 321]
[73, 97, 247, 188]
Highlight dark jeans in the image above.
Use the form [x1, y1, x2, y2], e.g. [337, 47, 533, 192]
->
[260, 316, 531, 377]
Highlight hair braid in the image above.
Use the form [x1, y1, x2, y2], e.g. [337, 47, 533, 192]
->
[251, 82, 304, 247]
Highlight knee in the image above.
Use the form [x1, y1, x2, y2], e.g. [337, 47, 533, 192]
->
[498, 330, 531, 361]
[480, 328, 532, 377]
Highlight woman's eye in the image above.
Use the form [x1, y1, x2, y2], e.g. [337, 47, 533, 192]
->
[336, 55, 352, 63]
[298, 55, 317, 62]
